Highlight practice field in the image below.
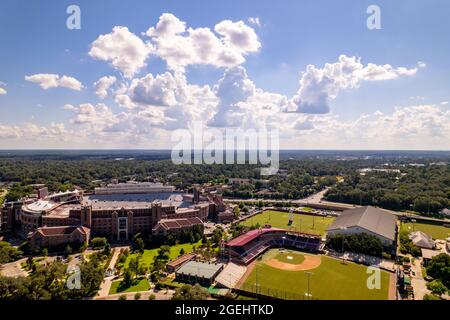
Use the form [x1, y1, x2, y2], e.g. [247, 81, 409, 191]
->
[122, 241, 201, 269]
[241, 249, 390, 300]
[240, 210, 335, 236]
[109, 278, 150, 294]
[401, 222, 450, 240]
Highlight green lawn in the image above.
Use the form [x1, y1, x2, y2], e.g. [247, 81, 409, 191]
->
[401, 222, 450, 240]
[109, 278, 150, 294]
[242, 249, 390, 300]
[240, 210, 335, 236]
[122, 241, 202, 269]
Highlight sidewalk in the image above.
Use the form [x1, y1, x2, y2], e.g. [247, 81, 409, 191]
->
[97, 246, 129, 297]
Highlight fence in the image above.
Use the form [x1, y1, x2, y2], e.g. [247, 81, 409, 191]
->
[235, 283, 316, 300]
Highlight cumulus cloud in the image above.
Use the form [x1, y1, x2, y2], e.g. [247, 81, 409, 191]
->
[0, 88, 6, 95]
[145, 13, 260, 71]
[89, 26, 153, 78]
[208, 66, 255, 127]
[0, 122, 68, 140]
[113, 70, 218, 130]
[288, 55, 420, 114]
[94, 76, 117, 99]
[25, 74, 83, 91]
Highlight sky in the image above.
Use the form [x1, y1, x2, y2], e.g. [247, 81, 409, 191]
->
[0, 0, 449, 150]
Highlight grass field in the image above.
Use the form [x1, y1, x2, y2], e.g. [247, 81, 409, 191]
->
[401, 222, 450, 240]
[122, 241, 202, 269]
[240, 210, 335, 236]
[109, 278, 150, 294]
[241, 249, 390, 300]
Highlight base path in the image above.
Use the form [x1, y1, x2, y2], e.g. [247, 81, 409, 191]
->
[266, 255, 322, 271]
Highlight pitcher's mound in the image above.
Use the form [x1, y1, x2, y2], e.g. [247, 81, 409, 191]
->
[266, 255, 322, 271]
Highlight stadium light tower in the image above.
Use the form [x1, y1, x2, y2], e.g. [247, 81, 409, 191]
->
[305, 271, 313, 300]
[339, 226, 347, 264]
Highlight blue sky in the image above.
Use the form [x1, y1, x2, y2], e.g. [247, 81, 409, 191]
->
[0, 0, 449, 149]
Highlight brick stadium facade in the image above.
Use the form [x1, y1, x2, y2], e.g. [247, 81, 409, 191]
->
[1, 184, 234, 250]
[222, 227, 322, 265]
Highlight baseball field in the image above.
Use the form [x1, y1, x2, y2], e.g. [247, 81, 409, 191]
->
[240, 249, 390, 300]
[240, 210, 335, 236]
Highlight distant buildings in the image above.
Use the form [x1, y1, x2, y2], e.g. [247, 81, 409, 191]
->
[94, 181, 175, 194]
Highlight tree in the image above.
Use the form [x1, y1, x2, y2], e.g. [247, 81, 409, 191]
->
[90, 237, 107, 249]
[179, 248, 185, 256]
[426, 254, 450, 288]
[0, 241, 23, 264]
[426, 280, 447, 296]
[64, 244, 72, 257]
[148, 293, 156, 300]
[172, 284, 210, 300]
[134, 292, 141, 300]
[233, 206, 241, 217]
[135, 238, 145, 254]
[137, 264, 148, 277]
[119, 294, 127, 300]
[122, 269, 133, 288]
[102, 243, 111, 257]
[41, 248, 48, 257]
[423, 293, 441, 300]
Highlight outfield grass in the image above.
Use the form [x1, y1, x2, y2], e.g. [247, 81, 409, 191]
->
[109, 278, 150, 294]
[122, 241, 202, 269]
[240, 210, 335, 236]
[242, 249, 390, 300]
[401, 222, 450, 240]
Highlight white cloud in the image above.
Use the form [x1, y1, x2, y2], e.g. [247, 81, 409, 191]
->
[248, 17, 261, 27]
[145, 13, 260, 71]
[89, 26, 153, 78]
[214, 20, 261, 53]
[289, 55, 420, 114]
[94, 76, 117, 99]
[208, 66, 255, 127]
[0, 81, 6, 95]
[120, 71, 218, 130]
[25, 74, 83, 91]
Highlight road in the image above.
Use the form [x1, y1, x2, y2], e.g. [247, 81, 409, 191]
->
[225, 187, 450, 223]
[410, 256, 429, 300]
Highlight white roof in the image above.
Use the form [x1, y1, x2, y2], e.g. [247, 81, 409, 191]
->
[25, 200, 57, 212]
[409, 231, 435, 249]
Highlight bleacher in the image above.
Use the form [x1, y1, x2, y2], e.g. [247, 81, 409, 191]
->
[215, 262, 247, 288]
[226, 228, 321, 265]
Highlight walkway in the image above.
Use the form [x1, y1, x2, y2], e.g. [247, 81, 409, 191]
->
[97, 246, 129, 297]
[410, 256, 429, 300]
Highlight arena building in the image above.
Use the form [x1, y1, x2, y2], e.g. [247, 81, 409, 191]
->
[1, 183, 235, 250]
[326, 206, 397, 247]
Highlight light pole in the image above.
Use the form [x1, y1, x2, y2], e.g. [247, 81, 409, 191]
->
[339, 226, 347, 264]
[312, 213, 315, 230]
[305, 271, 313, 300]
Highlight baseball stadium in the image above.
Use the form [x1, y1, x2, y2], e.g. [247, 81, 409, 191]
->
[215, 224, 393, 300]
